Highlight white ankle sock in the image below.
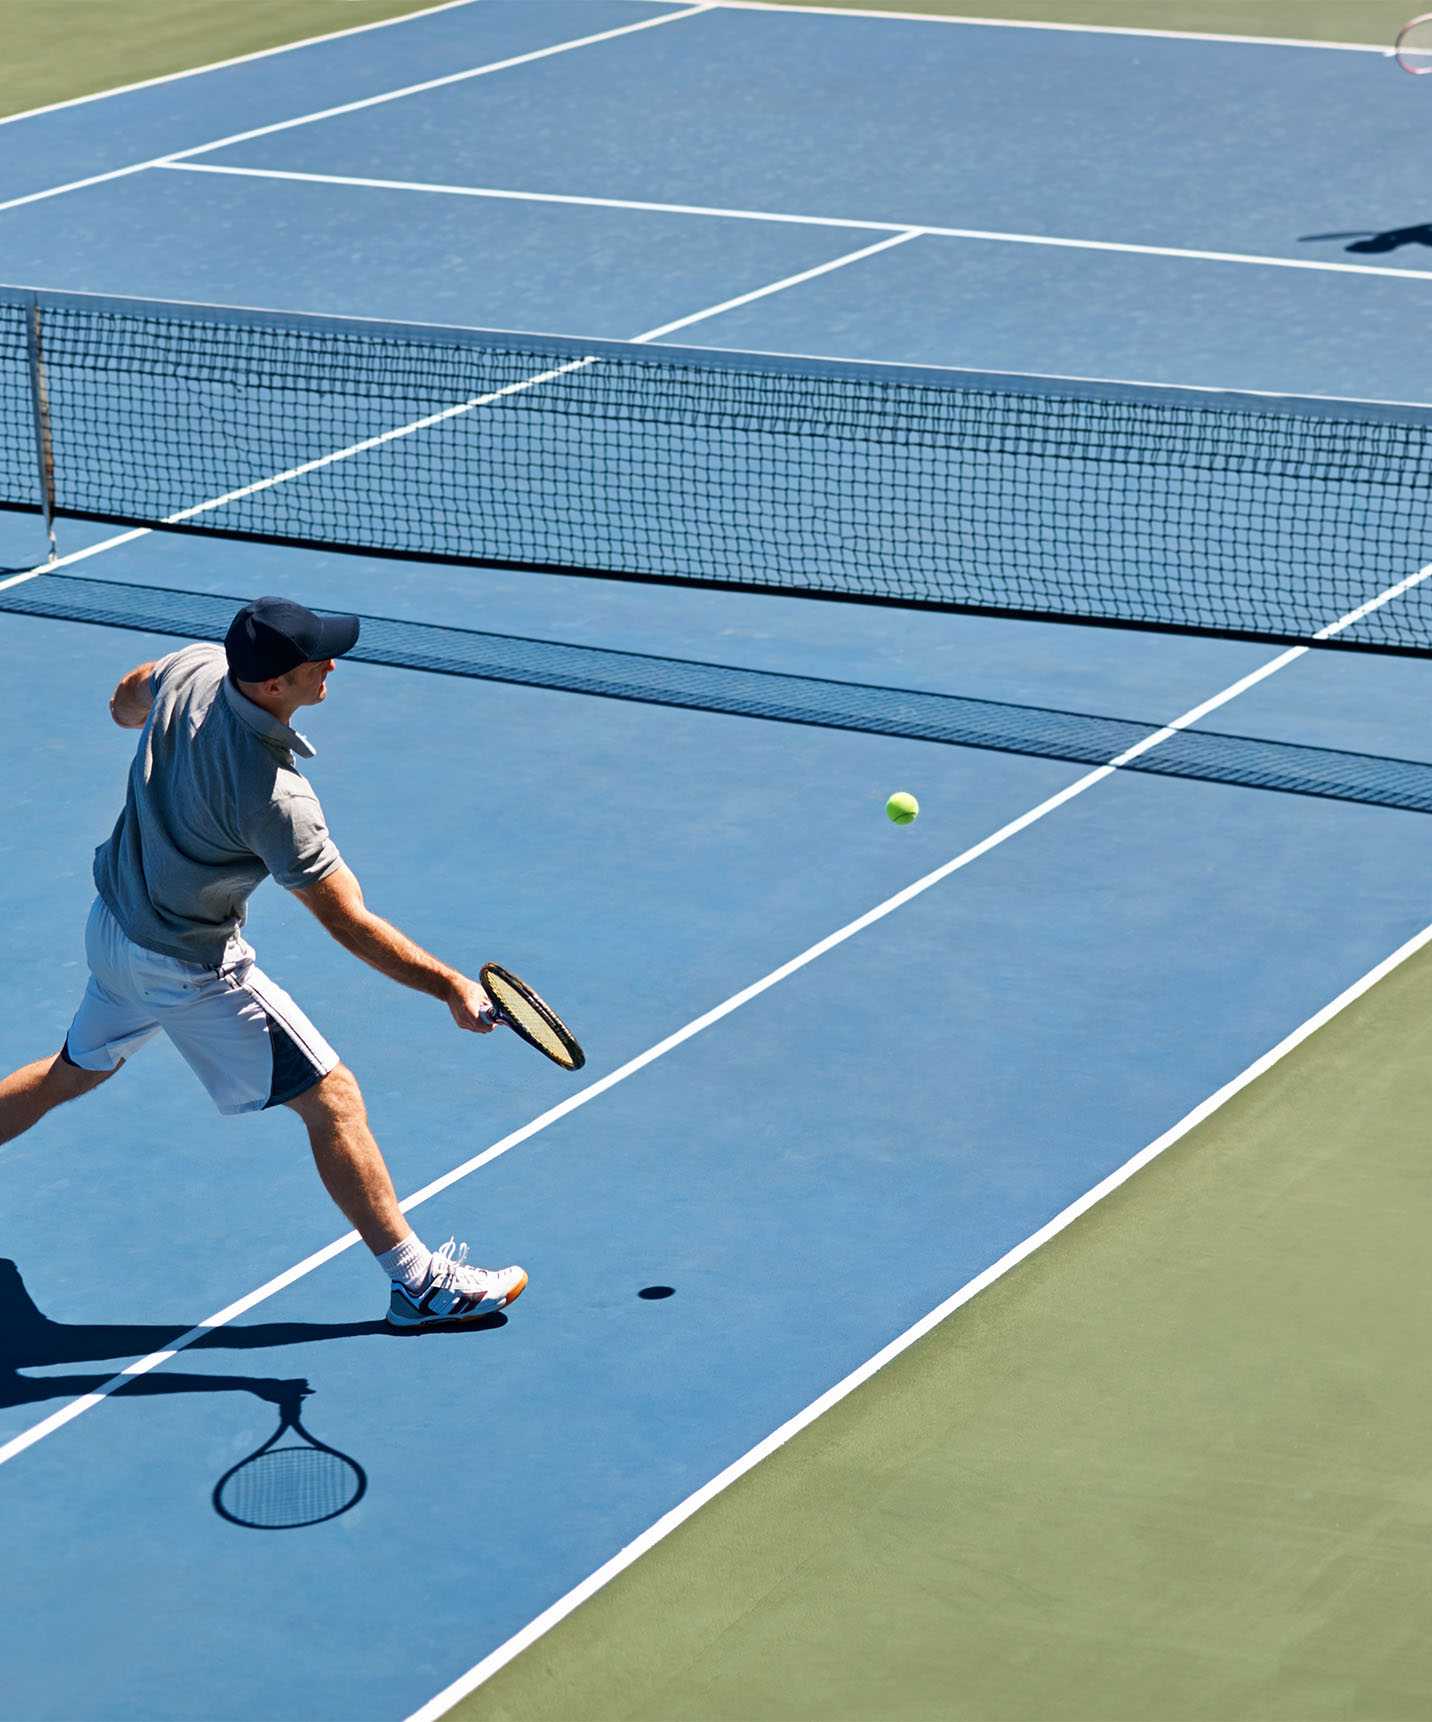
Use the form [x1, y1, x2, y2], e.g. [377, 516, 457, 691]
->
[376, 1231, 432, 1292]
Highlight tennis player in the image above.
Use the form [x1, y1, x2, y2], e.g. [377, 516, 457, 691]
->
[0, 596, 526, 1329]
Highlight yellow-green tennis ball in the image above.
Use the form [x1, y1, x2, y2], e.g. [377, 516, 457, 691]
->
[886, 791, 919, 825]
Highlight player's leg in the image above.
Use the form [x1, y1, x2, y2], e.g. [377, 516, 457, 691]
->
[0, 1050, 116, 1145]
[282, 1063, 527, 1325]
[283, 1063, 406, 1251]
[162, 950, 526, 1327]
[3, 899, 166, 1146]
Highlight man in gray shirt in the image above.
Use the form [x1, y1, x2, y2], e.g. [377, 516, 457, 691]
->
[0, 596, 526, 1329]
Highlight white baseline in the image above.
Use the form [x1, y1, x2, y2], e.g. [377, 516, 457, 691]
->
[712, 0, 1387, 52]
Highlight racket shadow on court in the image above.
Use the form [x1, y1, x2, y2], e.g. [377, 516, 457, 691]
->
[213, 1381, 367, 1531]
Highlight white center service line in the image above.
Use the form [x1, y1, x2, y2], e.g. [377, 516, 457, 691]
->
[0, 4, 712, 216]
[0, 227, 914, 593]
[3, 560, 1429, 1477]
[156, 161, 1432, 284]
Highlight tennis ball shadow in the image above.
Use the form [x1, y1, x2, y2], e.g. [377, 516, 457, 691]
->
[638, 1286, 676, 1300]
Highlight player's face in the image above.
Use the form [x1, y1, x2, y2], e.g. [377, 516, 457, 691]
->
[286, 658, 336, 706]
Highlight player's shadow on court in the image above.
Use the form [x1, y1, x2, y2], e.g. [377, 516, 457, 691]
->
[1299, 224, 1432, 254]
[0, 1256, 502, 1410]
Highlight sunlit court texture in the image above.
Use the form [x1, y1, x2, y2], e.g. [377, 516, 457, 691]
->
[4, 1, 1432, 1718]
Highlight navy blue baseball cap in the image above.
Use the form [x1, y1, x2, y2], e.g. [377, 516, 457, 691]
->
[225, 596, 360, 682]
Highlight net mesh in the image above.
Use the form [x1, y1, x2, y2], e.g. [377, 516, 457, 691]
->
[4, 573, 1431, 814]
[4, 286, 1432, 653]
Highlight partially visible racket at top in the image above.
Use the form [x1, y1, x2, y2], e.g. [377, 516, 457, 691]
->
[479, 963, 586, 1070]
[1396, 13, 1432, 72]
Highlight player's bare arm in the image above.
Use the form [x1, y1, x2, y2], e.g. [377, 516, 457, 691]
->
[294, 863, 494, 1033]
[109, 661, 158, 728]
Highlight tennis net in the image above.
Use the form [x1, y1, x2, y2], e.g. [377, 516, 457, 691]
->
[4, 284, 1432, 655]
[4, 571, 1431, 812]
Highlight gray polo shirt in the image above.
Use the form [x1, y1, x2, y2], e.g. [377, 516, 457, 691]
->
[94, 642, 343, 966]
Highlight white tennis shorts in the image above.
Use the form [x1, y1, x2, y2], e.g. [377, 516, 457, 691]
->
[64, 897, 339, 1115]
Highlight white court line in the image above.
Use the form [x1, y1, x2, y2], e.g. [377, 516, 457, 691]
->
[632, 229, 922, 340]
[0, 532, 152, 589]
[159, 161, 1432, 284]
[0, 363, 592, 593]
[711, 0, 1388, 51]
[2, 560, 1429, 1476]
[0, 5, 711, 216]
[0, 226, 913, 594]
[404, 909, 1432, 1722]
[0, 0, 486, 130]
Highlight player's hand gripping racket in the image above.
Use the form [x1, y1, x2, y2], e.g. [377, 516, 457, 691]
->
[479, 963, 586, 1070]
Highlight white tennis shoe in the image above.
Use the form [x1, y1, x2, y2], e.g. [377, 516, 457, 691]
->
[386, 1238, 528, 1329]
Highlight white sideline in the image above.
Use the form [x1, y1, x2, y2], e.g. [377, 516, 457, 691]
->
[158, 161, 1432, 284]
[403, 910, 1432, 1722]
[2, 561, 1428, 1476]
[0, 227, 913, 593]
[0, 0, 487, 130]
[710, 0, 1388, 51]
[0, 5, 712, 216]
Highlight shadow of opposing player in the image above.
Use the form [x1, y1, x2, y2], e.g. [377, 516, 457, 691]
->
[1299, 223, 1432, 255]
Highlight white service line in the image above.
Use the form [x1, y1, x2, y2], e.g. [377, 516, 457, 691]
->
[710, 0, 1387, 51]
[0, 530, 152, 589]
[2, 562, 1428, 1476]
[0, 230, 915, 593]
[156, 162, 1432, 283]
[633, 229, 923, 340]
[0, 5, 711, 216]
[403, 909, 1432, 1722]
[0, 0, 487, 130]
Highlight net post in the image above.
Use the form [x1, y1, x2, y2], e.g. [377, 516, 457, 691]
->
[24, 294, 58, 566]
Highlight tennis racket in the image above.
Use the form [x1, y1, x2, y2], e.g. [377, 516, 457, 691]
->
[1396, 13, 1432, 72]
[213, 1386, 366, 1530]
[479, 962, 585, 1071]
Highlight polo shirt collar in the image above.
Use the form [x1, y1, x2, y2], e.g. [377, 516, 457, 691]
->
[222, 673, 318, 759]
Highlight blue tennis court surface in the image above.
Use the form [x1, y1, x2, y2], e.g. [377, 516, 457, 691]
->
[3, 5, 1432, 1718]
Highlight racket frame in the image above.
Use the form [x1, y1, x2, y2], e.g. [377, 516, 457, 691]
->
[1396, 12, 1432, 72]
[480, 962, 586, 1070]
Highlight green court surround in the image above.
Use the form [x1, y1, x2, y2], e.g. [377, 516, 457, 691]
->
[0, 0, 1412, 124]
[0, 0, 454, 119]
[460, 936, 1432, 1721]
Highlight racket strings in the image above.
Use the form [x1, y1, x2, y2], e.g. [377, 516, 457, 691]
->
[486, 974, 580, 1068]
[216, 1443, 363, 1528]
